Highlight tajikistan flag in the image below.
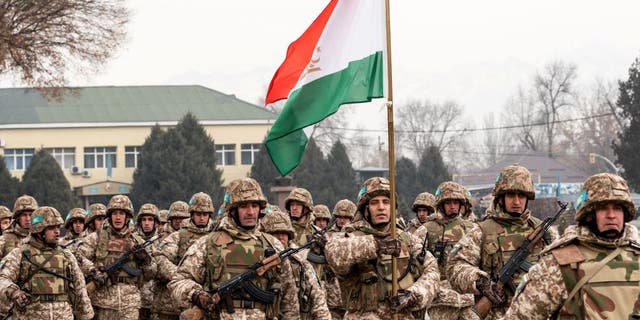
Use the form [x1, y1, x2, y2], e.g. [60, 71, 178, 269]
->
[265, 0, 386, 176]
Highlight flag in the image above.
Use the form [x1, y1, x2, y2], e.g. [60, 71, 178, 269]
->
[265, 0, 385, 176]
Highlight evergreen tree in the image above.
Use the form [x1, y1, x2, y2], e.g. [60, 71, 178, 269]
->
[0, 155, 21, 207]
[22, 149, 76, 214]
[249, 139, 281, 202]
[416, 145, 451, 195]
[290, 138, 333, 206]
[328, 140, 357, 204]
[613, 58, 640, 191]
[396, 157, 419, 221]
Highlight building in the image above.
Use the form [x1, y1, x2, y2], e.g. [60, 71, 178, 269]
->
[0, 85, 276, 206]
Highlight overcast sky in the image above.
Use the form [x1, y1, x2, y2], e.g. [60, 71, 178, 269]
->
[72, 0, 640, 132]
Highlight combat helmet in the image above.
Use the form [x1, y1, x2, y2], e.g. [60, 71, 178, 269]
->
[0, 205, 12, 220]
[107, 194, 134, 218]
[333, 199, 356, 219]
[169, 201, 190, 219]
[575, 173, 636, 223]
[13, 195, 38, 218]
[86, 203, 107, 226]
[312, 204, 331, 221]
[64, 208, 86, 230]
[356, 177, 392, 217]
[412, 192, 436, 213]
[188, 192, 215, 213]
[262, 208, 295, 239]
[223, 177, 267, 213]
[158, 210, 169, 224]
[284, 188, 313, 212]
[435, 181, 467, 210]
[137, 203, 159, 224]
[30, 206, 64, 234]
[493, 164, 536, 200]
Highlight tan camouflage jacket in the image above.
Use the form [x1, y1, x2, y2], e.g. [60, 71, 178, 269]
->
[0, 224, 29, 259]
[133, 227, 160, 310]
[503, 224, 640, 320]
[289, 246, 331, 320]
[167, 218, 301, 319]
[405, 218, 424, 234]
[292, 216, 316, 246]
[0, 237, 94, 320]
[325, 220, 440, 318]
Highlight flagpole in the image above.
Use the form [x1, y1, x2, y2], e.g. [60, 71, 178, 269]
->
[384, 0, 399, 316]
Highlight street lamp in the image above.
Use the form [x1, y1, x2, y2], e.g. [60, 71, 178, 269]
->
[588, 153, 622, 175]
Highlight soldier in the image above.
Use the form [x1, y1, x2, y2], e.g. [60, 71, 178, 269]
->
[158, 209, 169, 232]
[62, 208, 87, 242]
[285, 187, 315, 246]
[158, 201, 190, 241]
[168, 177, 301, 319]
[0, 195, 38, 258]
[0, 206, 11, 234]
[0, 206, 94, 320]
[460, 188, 478, 222]
[77, 194, 156, 320]
[262, 208, 331, 319]
[406, 192, 436, 234]
[313, 204, 331, 230]
[446, 164, 548, 320]
[84, 203, 107, 235]
[413, 182, 476, 319]
[325, 177, 440, 320]
[503, 173, 640, 319]
[152, 194, 216, 319]
[332, 199, 356, 231]
[134, 203, 160, 320]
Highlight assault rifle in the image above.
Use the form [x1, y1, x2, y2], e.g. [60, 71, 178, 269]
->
[417, 233, 429, 265]
[86, 234, 160, 294]
[473, 201, 568, 319]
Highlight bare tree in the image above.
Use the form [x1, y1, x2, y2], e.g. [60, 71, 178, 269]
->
[0, 0, 129, 98]
[534, 61, 578, 157]
[481, 113, 514, 167]
[502, 86, 543, 152]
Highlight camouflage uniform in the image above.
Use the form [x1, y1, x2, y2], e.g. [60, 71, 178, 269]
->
[413, 182, 476, 320]
[325, 177, 441, 320]
[77, 195, 157, 320]
[133, 203, 160, 320]
[285, 188, 315, 246]
[446, 165, 545, 320]
[0, 206, 94, 320]
[504, 173, 640, 319]
[158, 201, 191, 241]
[406, 192, 436, 234]
[152, 195, 216, 319]
[84, 203, 107, 235]
[262, 209, 331, 319]
[460, 188, 478, 223]
[0, 205, 12, 234]
[168, 177, 301, 319]
[61, 208, 87, 243]
[0, 195, 38, 259]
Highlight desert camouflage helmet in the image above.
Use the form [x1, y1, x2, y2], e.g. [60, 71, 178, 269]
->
[261, 208, 295, 239]
[264, 204, 285, 215]
[169, 201, 190, 219]
[137, 203, 159, 223]
[0, 205, 12, 220]
[284, 188, 313, 212]
[575, 173, 636, 222]
[356, 177, 392, 216]
[223, 178, 267, 212]
[107, 194, 134, 217]
[188, 192, 215, 213]
[13, 194, 38, 218]
[333, 199, 356, 218]
[412, 192, 436, 213]
[435, 181, 467, 208]
[493, 164, 536, 200]
[64, 208, 86, 229]
[158, 210, 169, 223]
[30, 206, 64, 234]
[312, 204, 331, 220]
[85, 203, 107, 226]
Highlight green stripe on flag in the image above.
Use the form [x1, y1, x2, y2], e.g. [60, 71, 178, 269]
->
[266, 51, 384, 176]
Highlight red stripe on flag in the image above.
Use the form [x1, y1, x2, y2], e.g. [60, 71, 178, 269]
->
[264, 0, 339, 105]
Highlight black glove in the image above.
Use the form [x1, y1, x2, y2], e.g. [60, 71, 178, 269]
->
[11, 289, 30, 310]
[388, 290, 416, 313]
[133, 247, 152, 266]
[191, 289, 216, 313]
[312, 233, 328, 248]
[475, 276, 505, 305]
[376, 236, 401, 257]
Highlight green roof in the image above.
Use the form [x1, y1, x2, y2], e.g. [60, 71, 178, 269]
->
[0, 85, 276, 125]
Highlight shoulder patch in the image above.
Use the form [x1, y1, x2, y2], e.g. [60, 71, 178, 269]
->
[551, 244, 585, 266]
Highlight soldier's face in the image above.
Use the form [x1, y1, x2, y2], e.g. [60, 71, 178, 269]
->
[443, 200, 461, 217]
[368, 195, 391, 225]
[191, 211, 210, 227]
[504, 192, 527, 214]
[110, 210, 128, 229]
[171, 218, 185, 230]
[289, 202, 304, 218]
[237, 202, 260, 228]
[416, 207, 431, 223]
[272, 232, 290, 247]
[18, 211, 32, 229]
[72, 220, 85, 234]
[336, 216, 351, 227]
[140, 216, 155, 233]
[314, 218, 329, 229]
[594, 203, 624, 235]
[94, 217, 105, 231]
[43, 225, 60, 244]
[0, 218, 10, 230]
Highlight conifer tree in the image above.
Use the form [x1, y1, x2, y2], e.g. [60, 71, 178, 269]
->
[0, 155, 21, 207]
[416, 145, 452, 195]
[396, 157, 419, 221]
[290, 138, 333, 206]
[249, 139, 281, 202]
[328, 140, 357, 204]
[613, 58, 640, 190]
[22, 149, 76, 214]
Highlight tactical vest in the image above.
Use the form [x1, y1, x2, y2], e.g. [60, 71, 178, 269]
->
[344, 228, 421, 312]
[552, 242, 640, 319]
[19, 244, 70, 301]
[289, 254, 314, 319]
[95, 230, 142, 283]
[203, 230, 282, 317]
[478, 217, 544, 285]
[425, 218, 474, 277]
[176, 228, 208, 264]
[292, 220, 314, 246]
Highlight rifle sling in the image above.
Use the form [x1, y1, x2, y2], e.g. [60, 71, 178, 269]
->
[20, 248, 71, 286]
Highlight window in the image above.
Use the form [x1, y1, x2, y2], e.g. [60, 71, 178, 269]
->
[241, 143, 260, 165]
[3, 148, 34, 170]
[215, 144, 236, 166]
[125, 146, 141, 168]
[45, 147, 75, 169]
[84, 147, 116, 169]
